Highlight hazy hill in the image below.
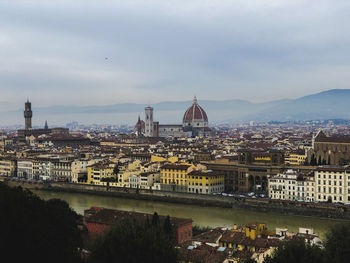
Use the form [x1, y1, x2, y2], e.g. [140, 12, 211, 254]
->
[1, 89, 350, 126]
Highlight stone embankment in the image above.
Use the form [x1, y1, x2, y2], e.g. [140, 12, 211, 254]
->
[4, 179, 350, 220]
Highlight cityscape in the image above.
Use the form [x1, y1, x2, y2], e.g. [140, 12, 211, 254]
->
[1, 1, 350, 263]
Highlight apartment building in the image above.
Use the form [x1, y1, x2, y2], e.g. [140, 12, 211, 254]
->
[268, 170, 315, 201]
[0, 158, 17, 177]
[17, 159, 33, 179]
[315, 166, 350, 203]
[140, 172, 160, 189]
[160, 164, 191, 192]
[52, 160, 73, 181]
[72, 158, 100, 183]
[87, 161, 117, 185]
[187, 170, 225, 194]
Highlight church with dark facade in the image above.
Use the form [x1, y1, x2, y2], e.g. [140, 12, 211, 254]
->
[308, 130, 350, 165]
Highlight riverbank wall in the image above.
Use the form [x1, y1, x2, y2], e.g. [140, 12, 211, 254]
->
[4, 179, 350, 220]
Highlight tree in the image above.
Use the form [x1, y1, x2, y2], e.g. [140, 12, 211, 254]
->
[163, 215, 173, 235]
[324, 223, 350, 263]
[152, 212, 160, 226]
[310, 154, 316, 166]
[339, 158, 349, 166]
[0, 183, 82, 263]
[263, 239, 324, 263]
[113, 165, 120, 175]
[88, 218, 177, 263]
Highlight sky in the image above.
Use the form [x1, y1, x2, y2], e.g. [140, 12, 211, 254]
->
[1, 0, 350, 112]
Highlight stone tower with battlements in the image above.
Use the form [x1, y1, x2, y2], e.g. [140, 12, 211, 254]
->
[24, 100, 32, 130]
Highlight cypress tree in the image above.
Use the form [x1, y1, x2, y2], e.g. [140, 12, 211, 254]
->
[163, 215, 172, 235]
[152, 212, 160, 226]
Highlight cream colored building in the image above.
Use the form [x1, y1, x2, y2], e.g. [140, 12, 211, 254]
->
[268, 170, 315, 201]
[17, 159, 34, 179]
[315, 166, 350, 203]
[72, 158, 101, 183]
[140, 172, 160, 189]
[0, 158, 17, 177]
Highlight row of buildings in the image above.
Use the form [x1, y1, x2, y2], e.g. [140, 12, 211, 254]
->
[2, 99, 350, 204]
[269, 166, 350, 203]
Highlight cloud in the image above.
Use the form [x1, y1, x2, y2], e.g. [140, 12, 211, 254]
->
[0, 0, 350, 115]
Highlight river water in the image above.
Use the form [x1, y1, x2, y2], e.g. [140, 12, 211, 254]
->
[33, 190, 347, 239]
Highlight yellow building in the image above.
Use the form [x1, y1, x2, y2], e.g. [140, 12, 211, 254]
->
[219, 222, 277, 253]
[187, 170, 225, 194]
[243, 222, 268, 240]
[87, 161, 117, 185]
[160, 164, 191, 192]
[285, 151, 306, 165]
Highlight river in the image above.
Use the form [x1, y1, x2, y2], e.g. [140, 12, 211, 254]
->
[33, 190, 347, 239]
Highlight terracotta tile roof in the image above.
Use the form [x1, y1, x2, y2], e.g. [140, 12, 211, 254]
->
[219, 231, 280, 249]
[161, 164, 191, 170]
[177, 245, 228, 263]
[192, 228, 225, 244]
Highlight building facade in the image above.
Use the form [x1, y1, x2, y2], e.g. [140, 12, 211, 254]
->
[160, 164, 191, 192]
[0, 158, 17, 177]
[315, 166, 350, 203]
[52, 159, 73, 181]
[17, 159, 33, 179]
[87, 161, 117, 185]
[268, 170, 315, 202]
[308, 130, 350, 165]
[187, 170, 225, 194]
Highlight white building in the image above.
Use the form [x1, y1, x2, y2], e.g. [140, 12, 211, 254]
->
[37, 160, 53, 181]
[140, 172, 160, 189]
[17, 159, 33, 179]
[268, 169, 315, 202]
[315, 166, 350, 203]
[129, 174, 140, 189]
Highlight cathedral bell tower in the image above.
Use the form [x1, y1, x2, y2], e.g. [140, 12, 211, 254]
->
[145, 106, 153, 137]
[24, 99, 32, 130]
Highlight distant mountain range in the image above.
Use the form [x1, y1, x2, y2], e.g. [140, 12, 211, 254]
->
[1, 89, 350, 126]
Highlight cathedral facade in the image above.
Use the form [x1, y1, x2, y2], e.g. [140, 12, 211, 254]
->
[136, 97, 211, 138]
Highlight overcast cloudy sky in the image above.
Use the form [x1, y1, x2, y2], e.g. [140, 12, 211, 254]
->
[1, 0, 350, 111]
